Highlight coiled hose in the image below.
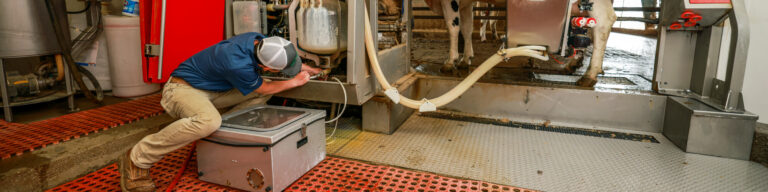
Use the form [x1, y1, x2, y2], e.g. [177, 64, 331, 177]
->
[363, 8, 549, 112]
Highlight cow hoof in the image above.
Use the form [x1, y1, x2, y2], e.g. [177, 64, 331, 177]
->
[440, 64, 458, 74]
[576, 76, 598, 87]
[456, 63, 469, 69]
[564, 56, 584, 74]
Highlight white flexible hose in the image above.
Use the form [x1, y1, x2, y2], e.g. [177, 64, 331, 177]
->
[325, 77, 347, 123]
[325, 77, 346, 143]
[363, 8, 549, 111]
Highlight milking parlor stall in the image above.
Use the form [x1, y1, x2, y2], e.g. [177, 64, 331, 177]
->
[1, 0, 767, 191]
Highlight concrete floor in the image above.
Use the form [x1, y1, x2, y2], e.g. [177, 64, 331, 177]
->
[753, 123, 768, 168]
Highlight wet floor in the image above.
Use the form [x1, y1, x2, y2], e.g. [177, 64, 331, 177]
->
[411, 32, 658, 91]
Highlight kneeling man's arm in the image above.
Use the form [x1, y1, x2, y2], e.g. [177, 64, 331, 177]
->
[254, 71, 310, 95]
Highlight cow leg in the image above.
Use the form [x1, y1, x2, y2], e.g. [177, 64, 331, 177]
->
[490, 19, 498, 40]
[488, 4, 499, 40]
[478, 3, 488, 42]
[577, 0, 616, 87]
[480, 20, 488, 42]
[439, 0, 462, 73]
[458, 4, 475, 68]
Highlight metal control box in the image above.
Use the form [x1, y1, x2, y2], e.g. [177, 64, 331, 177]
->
[662, 96, 757, 160]
[197, 105, 326, 192]
[506, 0, 571, 53]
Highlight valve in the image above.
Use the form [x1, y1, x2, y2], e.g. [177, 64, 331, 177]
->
[684, 21, 697, 27]
[670, 22, 683, 30]
[681, 11, 695, 19]
[571, 17, 597, 28]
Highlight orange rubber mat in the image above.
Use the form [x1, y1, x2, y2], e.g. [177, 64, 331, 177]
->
[0, 94, 164, 159]
[48, 144, 536, 192]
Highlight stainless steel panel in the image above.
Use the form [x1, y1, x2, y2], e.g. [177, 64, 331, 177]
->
[273, 80, 370, 105]
[362, 74, 417, 134]
[222, 107, 308, 131]
[198, 105, 326, 192]
[506, 0, 570, 53]
[197, 119, 325, 192]
[0, 0, 70, 57]
[690, 25, 723, 96]
[378, 44, 410, 86]
[413, 76, 667, 133]
[663, 97, 757, 160]
[207, 105, 324, 144]
[275, 0, 409, 105]
[654, 29, 697, 94]
[722, 0, 750, 112]
[659, 0, 731, 27]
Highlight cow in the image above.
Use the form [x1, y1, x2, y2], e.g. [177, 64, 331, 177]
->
[475, 2, 499, 42]
[379, 0, 401, 16]
[424, 0, 616, 87]
[424, 0, 494, 73]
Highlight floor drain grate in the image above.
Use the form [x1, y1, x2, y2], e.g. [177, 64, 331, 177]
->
[420, 112, 660, 143]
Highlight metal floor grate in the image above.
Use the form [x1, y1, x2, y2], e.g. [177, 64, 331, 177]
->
[333, 114, 768, 191]
[0, 94, 164, 159]
[48, 144, 535, 192]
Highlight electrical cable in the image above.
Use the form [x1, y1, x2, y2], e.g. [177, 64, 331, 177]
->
[325, 77, 346, 124]
[325, 77, 346, 142]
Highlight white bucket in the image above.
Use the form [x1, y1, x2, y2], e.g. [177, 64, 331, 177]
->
[104, 15, 160, 97]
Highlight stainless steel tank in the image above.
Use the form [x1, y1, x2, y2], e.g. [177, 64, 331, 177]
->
[0, 0, 70, 58]
[297, 0, 347, 55]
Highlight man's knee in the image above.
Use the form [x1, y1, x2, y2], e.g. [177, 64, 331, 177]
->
[191, 112, 222, 137]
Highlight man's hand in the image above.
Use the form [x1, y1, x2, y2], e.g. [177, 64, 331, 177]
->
[254, 71, 311, 95]
[290, 71, 311, 87]
[301, 64, 323, 76]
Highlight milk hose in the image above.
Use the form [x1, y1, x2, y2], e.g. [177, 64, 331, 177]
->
[363, 8, 549, 112]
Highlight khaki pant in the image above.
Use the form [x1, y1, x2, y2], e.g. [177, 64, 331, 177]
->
[130, 82, 271, 168]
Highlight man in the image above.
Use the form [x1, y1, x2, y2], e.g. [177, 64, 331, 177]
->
[118, 32, 321, 191]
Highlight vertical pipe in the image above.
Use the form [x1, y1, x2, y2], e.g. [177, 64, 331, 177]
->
[0, 59, 11, 122]
[405, 0, 412, 70]
[64, 61, 75, 112]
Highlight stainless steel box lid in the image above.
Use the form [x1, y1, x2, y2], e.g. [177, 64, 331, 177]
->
[206, 105, 325, 145]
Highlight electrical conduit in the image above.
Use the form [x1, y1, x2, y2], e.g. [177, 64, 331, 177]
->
[363, 8, 549, 112]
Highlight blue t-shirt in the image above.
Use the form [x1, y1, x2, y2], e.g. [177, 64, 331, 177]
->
[171, 32, 266, 95]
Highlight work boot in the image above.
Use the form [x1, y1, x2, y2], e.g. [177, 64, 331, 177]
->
[119, 149, 155, 192]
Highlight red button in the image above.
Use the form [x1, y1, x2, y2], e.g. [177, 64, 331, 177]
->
[690, 15, 703, 22]
[681, 11, 695, 19]
[670, 23, 683, 30]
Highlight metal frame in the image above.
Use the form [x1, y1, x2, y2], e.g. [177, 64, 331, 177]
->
[654, 0, 749, 113]
[270, 0, 412, 105]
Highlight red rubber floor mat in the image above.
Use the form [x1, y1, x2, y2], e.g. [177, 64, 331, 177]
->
[0, 94, 164, 159]
[48, 144, 537, 192]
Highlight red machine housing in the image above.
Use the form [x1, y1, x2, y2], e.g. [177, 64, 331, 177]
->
[140, 0, 225, 83]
